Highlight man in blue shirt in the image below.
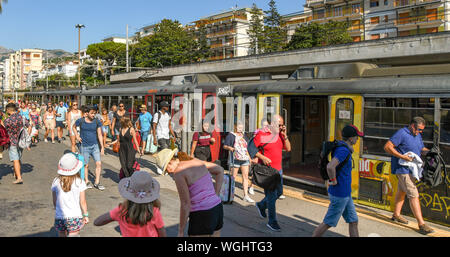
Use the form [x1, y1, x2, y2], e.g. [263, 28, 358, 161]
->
[313, 125, 363, 237]
[136, 104, 152, 155]
[56, 101, 68, 143]
[74, 106, 105, 191]
[384, 117, 434, 234]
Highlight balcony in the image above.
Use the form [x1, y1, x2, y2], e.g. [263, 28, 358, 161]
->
[312, 6, 364, 20]
[395, 11, 444, 26]
[394, 0, 441, 7]
[306, 0, 325, 7]
[207, 29, 236, 38]
[210, 40, 235, 49]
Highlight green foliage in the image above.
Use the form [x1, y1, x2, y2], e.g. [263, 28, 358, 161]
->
[131, 19, 202, 67]
[285, 21, 352, 50]
[247, 3, 265, 55]
[263, 0, 287, 53]
[196, 25, 212, 61]
[86, 41, 126, 67]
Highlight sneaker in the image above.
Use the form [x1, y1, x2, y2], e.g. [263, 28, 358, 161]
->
[267, 222, 281, 232]
[391, 215, 409, 224]
[45, 139, 48, 143]
[279, 195, 286, 199]
[94, 183, 105, 191]
[256, 202, 266, 219]
[86, 182, 93, 189]
[248, 187, 255, 195]
[156, 167, 163, 175]
[418, 224, 434, 235]
[244, 195, 255, 203]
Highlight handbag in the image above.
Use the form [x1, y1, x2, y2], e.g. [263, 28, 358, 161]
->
[113, 141, 120, 153]
[252, 163, 281, 191]
[251, 133, 281, 191]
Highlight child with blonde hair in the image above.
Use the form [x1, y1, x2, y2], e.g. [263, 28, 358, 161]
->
[94, 171, 166, 237]
[51, 153, 89, 237]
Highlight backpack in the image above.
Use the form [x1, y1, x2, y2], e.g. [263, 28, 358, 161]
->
[0, 124, 10, 147]
[18, 127, 32, 149]
[318, 140, 351, 181]
[151, 111, 162, 129]
[422, 145, 447, 188]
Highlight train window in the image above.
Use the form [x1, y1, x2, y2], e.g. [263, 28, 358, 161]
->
[134, 96, 145, 121]
[363, 97, 435, 157]
[440, 98, 450, 166]
[335, 98, 354, 140]
[121, 96, 134, 121]
[110, 96, 119, 108]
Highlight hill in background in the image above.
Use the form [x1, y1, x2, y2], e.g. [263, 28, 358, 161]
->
[0, 46, 74, 62]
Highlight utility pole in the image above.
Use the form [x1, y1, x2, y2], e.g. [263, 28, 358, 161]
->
[75, 24, 85, 105]
[126, 24, 129, 72]
[46, 52, 49, 104]
[75, 24, 85, 90]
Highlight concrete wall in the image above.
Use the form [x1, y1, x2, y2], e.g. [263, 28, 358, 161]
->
[111, 32, 450, 82]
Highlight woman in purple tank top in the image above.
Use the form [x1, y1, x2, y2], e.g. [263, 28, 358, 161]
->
[156, 149, 224, 237]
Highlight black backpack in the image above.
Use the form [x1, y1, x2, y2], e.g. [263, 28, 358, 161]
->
[318, 140, 351, 180]
[422, 145, 447, 188]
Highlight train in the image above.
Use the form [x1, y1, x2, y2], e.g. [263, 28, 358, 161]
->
[25, 62, 450, 226]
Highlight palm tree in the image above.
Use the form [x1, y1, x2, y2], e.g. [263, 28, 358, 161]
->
[0, 0, 8, 14]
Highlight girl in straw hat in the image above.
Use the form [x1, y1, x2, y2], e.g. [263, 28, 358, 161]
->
[51, 153, 89, 237]
[94, 171, 166, 237]
[156, 149, 224, 237]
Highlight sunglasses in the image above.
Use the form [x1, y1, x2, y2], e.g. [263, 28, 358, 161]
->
[119, 105, 124, 107]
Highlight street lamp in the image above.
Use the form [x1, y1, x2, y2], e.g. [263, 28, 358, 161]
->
[1, 72, 4, 108]
[75, 24, 85, 105]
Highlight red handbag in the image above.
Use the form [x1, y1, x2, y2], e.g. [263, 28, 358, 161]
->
[119, 161, 141, 180]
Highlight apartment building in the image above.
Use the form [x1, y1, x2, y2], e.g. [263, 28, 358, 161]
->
[1, 59, 10, 91]
[191, 7, 257, 60]
[305, 0, 365, 41]
[282, 9, 313, 41]
[9, 49, 43, 89]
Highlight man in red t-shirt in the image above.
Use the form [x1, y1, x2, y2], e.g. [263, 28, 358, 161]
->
[254, 115, 291, 232]
[190, 121, 215, 161]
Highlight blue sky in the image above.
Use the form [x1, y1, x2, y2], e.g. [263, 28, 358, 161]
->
[0, 0, 305, 53]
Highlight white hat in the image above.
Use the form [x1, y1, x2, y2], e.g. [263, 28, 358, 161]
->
[155, 149, 178, 175]
[118, 171, 160, 204]
[57, 153, 83, 176]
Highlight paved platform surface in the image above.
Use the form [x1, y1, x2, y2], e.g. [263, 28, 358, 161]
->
[0, 131, 448, 237]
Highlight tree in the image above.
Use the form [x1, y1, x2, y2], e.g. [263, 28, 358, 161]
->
[195, 25, 212, 61]
[86, 41, 126, 69]
[131, 19, 200, 67]
[263, 0, 287, 53]
[247, 3, 265, 55]
[0, 0, 7, 14]
[285, 21, 352, 50]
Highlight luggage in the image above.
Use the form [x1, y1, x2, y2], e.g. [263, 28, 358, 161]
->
[422, 145, 447, 188]
[18, 127, 32, 149]
[219, 172, 235, 204]
[119, 161, 141, 180]
[252, 163, 281, 191]
[318, 140, 351, 180]
[0, 124, 10, 147]
[133, 131, 141, 151]
[145, 133, 158, 154]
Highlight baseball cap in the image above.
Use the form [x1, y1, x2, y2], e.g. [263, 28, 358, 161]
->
[160, 101, 170, 108]
[342, 125, 364, 138]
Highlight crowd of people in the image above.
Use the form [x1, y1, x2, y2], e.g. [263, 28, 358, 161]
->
[0, 97, 436, 237]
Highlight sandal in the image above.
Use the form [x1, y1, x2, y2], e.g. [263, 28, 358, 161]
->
[13, 179, 23, 184]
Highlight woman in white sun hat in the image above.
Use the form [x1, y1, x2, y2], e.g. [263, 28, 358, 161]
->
[156, 149, 224, 237]
[94, 171, 166, 237]
[51, 153, 89, 237]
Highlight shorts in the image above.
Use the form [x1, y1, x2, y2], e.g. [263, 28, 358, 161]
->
[80, 144, 101, 164]
[102, 126, 109, 134]
[194, 146, 211, 161]
[157, 138, 171, 151]
[141, 130, 150, 142]
[56, 120, 65, 128]
[54, 217, 84, 233]
[396, 174, 419, 198]
[188, 203, 223, 236]
[323, 195, 358, 227]
[232, 159, 250, 168]
[45, 120, 55, 129]
[8, 145, 23, 162]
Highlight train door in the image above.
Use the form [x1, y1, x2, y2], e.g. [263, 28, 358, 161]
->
[203, 93, 221, 162]
[329, 95, 363, 198]
[145, 94, 155, 115]
[257, 94, 280, 126]
[172, 93, 185, 151]
[282, 96, 329, 184]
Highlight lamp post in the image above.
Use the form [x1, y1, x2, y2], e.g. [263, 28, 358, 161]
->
[1, 72, 4, 108]
[75, 24, 85, 105]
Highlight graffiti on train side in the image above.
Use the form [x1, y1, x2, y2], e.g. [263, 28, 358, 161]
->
[419, 192, 450, 218]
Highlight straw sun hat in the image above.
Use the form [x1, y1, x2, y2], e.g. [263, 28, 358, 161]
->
[155, 149, 178, 174]
[57, 153, 83, 176]
[118, 171, 160, 204]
